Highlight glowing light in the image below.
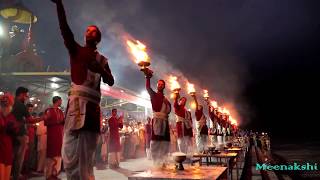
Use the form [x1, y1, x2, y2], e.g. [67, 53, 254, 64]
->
[29, 97, 35, 101]
[0, 92, 3, 95]
[35, 123, 39, 126]
[203, 89, 209, 99]
[34, 104, 38, 107]
[53, 91, 59, 97]
[0, 24, 4, 37]
[168, 75, 180, 92]
[229, 116, 238, 126]
[50, 83, 59, 89]
[187, 82, 196, 95]
[140, 90, 149, 99]
[126, 40, 150, 64]
[222, 107, 230, 115]
[49, 77, 60, 82]
[210, 100, 218, 108]
[190, 102, 197, 109]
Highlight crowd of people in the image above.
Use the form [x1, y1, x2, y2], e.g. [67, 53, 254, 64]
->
[0, 85, 242, 180]
[250, 132, 271, 151]
[0, 87, 156, 179]
[0, 87, 65, 180]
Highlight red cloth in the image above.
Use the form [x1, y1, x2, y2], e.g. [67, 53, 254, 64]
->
[108, 116, 123, 152]
[0, 112, 19, 165]
[27, 126, 35, 143]
[185, 111, 193, 137]
[146, 78, 171, 141]
[56, 2, 113, 86]
[44, 108, 64, 158]
[208, 110, 215, 123]
[174, 100, 193, 138]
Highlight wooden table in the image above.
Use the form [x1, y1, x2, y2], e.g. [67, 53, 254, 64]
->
[193, 152, 238, 180]
[193, 152, 238, 164]
[226, 147, 242, 151]
[128, 165, 227, 180]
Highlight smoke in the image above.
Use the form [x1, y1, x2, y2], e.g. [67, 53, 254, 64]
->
[27, 0, 253, 126]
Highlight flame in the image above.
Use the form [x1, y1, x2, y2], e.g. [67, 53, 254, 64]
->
[187, 82, 196, 94]
[168, 75, 180, 91]
[126, 40, 150, 64]
[222, 107, 230, 115]
[203, 89, 209, 98]
[230, 116, 238, 126]
[210, 100, 218, 108]
[190, 102, 197, 109]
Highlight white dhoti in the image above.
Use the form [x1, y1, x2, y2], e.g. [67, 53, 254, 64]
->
[196, 134, 208, 153]
[177, 136, 192, 154]
[36, 121, 47, 172]
[150, 101, 170, 166]
[210, 135, 217, 146]
[216, 136, 224, 150]
[62, 53, 107, 179]
[195, 115, 208, 152]
[146, 148, 151, 160]
[176, 111, 193, 154]
[62, 130, 99, 180]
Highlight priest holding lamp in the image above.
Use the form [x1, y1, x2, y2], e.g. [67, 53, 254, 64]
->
[189, 85, 208, 153]
[127, 39, 171, 167]
[172, 79, 193, 154]
[206, 99, 221, 148]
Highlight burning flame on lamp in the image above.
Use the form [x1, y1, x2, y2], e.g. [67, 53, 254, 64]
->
[169, 75, 181, 93]
[230, 116, 238, 126]
[222, 107, 230, 115]
[190, 102, 197, 109]
[126, 40, 150, 70]
[203, 90, 209, 100]
[187, 82, 196, 95]
[210, 100, 218, 108]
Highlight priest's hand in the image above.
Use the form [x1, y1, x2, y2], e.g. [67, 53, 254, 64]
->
[144, 68, 153, 78]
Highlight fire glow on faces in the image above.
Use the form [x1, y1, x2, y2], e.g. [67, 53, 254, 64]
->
[85, 26, 101, 45]
[157, 80, 165, 91]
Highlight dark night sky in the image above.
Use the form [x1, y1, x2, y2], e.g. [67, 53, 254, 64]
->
[2, 0, 320, 139]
